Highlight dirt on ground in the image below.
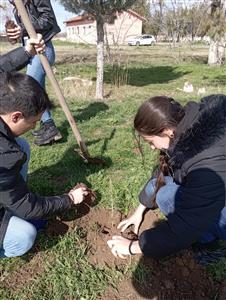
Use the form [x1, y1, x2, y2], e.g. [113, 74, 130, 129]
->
[72, 207, 221, 300]
[2, 205, 223, 299]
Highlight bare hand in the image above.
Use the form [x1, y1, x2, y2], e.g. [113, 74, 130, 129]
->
[107, 236, 131, 259]
[6, 25, 22, 44]
[118, 212, 144, 235]
[25, 34, 45, 56]
[68, 186, 88, 205]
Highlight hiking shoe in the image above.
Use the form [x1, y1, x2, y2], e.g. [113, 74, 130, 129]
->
[34, 120, 62, 146]
[32, 121, 44, 136]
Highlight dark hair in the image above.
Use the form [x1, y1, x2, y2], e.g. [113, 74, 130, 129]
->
[134, 96, 184, 136]
[0, 72, 52, 118]
[134, 96, 185, 207]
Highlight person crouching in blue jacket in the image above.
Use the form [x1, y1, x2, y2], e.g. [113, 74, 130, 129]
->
[107, 95, 226, 262]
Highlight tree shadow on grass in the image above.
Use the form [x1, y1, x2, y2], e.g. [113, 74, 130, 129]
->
[54, 101, 109, 143]
[211, 75, 226, 87]
[104, 65, 191, 87]
[74, 102, 109, 122]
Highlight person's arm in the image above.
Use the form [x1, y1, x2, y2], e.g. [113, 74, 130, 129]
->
[0, 34, 45, 72]
[19, 0, 55, 37]
[0, 47, 31, 73]
[0, 152, 86, 219]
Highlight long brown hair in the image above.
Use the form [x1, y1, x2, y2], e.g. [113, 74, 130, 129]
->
[134, 96, 185, 207]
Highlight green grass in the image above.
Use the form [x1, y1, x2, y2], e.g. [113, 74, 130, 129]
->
[1, 43, 226, 299]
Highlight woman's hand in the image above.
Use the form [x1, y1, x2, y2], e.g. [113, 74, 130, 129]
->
[6, 24, 22, 44]
[25, 34, 45, 56]
[68, 186, 88, 205]
[107, 236, 141, 259]
[117, 204, 146, 234]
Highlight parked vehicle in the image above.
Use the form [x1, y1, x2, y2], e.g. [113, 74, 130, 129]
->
[127, 35, 156, 46]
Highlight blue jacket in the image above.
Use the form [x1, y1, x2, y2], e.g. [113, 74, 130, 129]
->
[139, 95, 226, 258]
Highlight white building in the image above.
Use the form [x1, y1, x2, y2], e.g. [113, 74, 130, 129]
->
[65, 10, 145, 45]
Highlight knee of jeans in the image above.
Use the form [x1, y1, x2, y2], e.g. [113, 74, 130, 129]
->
[144, 180, 156, 198]
[156, 188, 174, 215]
[5, 223, 37, 257]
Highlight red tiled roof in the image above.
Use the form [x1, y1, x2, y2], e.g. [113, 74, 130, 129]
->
[64, 9, 145, 25]
[127, 9, 146, 21]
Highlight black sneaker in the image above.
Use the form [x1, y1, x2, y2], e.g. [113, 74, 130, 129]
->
[34, 120, 62, 146]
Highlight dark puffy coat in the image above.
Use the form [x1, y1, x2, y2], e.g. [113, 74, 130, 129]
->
[139, 95, 226, 258]
[0, 118, 72, 246]
[13, 0, 61, 42]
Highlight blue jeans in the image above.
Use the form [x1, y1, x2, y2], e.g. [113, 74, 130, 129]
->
[144, 176, 226, 244]
[26, 40, 55, 123]
[0, 138, 40, 258]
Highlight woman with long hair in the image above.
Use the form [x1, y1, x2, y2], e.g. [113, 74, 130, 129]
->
[108, 95, 226, 261]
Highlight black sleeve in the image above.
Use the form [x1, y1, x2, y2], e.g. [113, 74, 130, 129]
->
[20, 0, 54, 36]
[0, 47, 31, 73]
[0, 163, 72, 220]
[139, 168, 225, 258]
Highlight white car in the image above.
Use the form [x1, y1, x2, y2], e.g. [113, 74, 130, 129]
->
[128, 35, 156, 46]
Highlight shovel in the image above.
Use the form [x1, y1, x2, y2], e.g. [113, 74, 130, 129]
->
[13, 0, 106, 165]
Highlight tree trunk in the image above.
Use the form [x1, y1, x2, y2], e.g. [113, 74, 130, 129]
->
[218, 37, 225, 65]
[208, 38, 225, 65]
[96, 16, 105, 100]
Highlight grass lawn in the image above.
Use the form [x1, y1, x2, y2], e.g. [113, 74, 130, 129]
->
[1, 42, 226, 299]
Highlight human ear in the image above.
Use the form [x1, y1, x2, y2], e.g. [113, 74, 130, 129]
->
[11, 112, 23, 123]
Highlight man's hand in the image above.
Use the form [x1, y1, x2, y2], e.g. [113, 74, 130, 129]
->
[25, 34, 45, 56]
[68, 185, 88, 205]
[5, 21, 21, 44]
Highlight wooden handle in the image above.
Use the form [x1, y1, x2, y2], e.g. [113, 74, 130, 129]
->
[14, 0, 89, 155]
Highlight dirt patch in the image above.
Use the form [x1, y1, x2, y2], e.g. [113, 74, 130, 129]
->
[81, 208, 219, 300]
[62, 207, 220, 299]
[101, 251, 219, 300]
[73, 207, 160, 267]
[1, 207, 221, 298]
[75, 207, 126, 267]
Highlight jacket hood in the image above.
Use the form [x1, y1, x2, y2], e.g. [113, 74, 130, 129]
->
[169, 94, 226, 169]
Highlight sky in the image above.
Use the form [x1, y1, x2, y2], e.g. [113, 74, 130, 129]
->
[52, 0, 75, 32]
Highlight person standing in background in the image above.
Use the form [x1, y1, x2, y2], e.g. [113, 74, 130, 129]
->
[6, 0, 62, 146]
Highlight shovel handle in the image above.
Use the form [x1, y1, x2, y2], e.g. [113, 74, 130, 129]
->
[14, 0, 89, 156]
